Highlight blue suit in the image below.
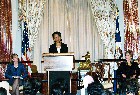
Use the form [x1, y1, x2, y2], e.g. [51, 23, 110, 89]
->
[5, 62, 28, 86]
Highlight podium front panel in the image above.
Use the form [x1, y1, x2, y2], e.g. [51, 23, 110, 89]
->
[42, 53, 74, 94]
[42, 56, 73, 71]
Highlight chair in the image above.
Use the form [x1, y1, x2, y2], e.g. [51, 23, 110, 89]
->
[101, 63, 113, 89]
[9, 85, 23, 94]
[0, 65, 10, 94]
[93, 62, 113, 89]
[0, 80, 10, 94]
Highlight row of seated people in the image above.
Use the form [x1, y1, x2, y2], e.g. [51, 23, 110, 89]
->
[0, 74, 113, 95]
[0, 51, 140, 95]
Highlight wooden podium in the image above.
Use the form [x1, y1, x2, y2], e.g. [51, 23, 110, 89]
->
[42, 52, 74, 95]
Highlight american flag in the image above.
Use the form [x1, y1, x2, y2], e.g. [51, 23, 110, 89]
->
[22, 21, 32, 77]
[115, 10, 121, 58]
[115, 12, 121, 43]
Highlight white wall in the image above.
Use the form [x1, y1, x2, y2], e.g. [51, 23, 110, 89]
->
[11, 0, 22, 59]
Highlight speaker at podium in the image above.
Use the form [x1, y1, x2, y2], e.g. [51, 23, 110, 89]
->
[42, 52, 74, 95]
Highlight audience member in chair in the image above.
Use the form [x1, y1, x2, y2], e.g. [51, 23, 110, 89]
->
[49, 31, 68, 53]
[23, 77, 42, 95]
[51, 83, 64, 95]
[0, 87, 7, 95]
[51, 78, 68, 95]
[87, 80, 104, 95]
[5, 53, 28, 95]
[137, 53, 140, 91]
[117, 50, 139, 94]
[87, 80, 113, 95]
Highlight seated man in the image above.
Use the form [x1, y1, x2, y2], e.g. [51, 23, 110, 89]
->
[0, 87, 7, 95]
[136, 53, 140, 93]
[5, 53, 28, 95]
[51, 78, 68, 95]
[87, 81, 113, 95]
[87, 80, 104, 95]
[51, 83, 64, 95]
[23, 77, 42, 95]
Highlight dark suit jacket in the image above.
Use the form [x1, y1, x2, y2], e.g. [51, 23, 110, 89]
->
[49, 43, 68, 53]
[5, 62, 28, 85]
[117, 61, 139, 79]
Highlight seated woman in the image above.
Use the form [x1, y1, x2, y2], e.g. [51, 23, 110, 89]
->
[5, 53, 28, 95]
[49, 31, 68, 53]
[117, 50, 139, 94]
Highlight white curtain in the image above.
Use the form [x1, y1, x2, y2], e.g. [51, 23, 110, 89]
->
[33, 0, 104, 72]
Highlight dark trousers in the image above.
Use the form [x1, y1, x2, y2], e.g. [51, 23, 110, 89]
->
[118, 78, 138, 94]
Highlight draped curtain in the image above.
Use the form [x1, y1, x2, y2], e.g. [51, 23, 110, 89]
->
[32, 0, 104, 72]
[123, 0, 140, 59]
[90, 0, 117, 59]
[0, 0, 12, 62]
